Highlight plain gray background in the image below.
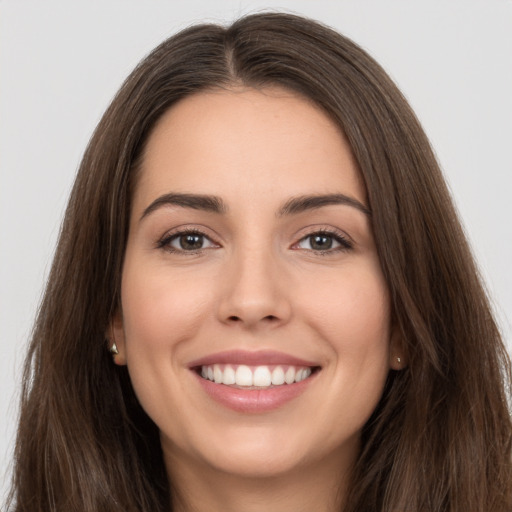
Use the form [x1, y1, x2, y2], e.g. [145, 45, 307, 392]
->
[1, 0, 511, 502]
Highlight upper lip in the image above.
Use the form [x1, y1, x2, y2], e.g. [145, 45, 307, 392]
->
[188, 350, 320, 368]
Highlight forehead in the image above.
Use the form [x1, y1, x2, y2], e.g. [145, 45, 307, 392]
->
[134, 87, 366, 211]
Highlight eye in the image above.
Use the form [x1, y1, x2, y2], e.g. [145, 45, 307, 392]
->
[295, 231, 352, 252]
[158, 230, 217, 253]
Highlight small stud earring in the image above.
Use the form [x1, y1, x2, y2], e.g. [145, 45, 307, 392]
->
[397, 356, 401, 364]
[109, 342, 119, 355]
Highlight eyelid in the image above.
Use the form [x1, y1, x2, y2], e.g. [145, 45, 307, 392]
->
[290, 226, 354, 252]
[156, 224, 353, 255]
[156, 225, 221, 253]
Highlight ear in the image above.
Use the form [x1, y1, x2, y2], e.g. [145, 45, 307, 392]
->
[389, 326, 406, 371]
[106, 309, 127, 366]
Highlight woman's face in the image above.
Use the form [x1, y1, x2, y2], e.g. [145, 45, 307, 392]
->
[114, 87, 400, 480]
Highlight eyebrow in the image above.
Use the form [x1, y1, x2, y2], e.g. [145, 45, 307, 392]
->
[140, 192, 371, 221]
[277, 194, 371, 217]
[140, 193, 228, 220]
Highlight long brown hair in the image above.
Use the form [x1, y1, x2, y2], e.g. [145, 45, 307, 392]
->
[8, 12, 512, 512]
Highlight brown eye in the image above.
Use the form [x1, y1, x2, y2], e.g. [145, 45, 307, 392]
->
[309, 235, 333, 250]
[175, 234, 205, 251]
[159, 230, 217, 253]
[296, 231, 352, 252]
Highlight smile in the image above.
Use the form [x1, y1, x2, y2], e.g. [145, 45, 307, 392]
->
[199, 364, 313, 388]
[189, 350, 321, 413]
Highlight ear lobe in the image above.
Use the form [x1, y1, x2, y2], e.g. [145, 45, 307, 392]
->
[389, 327, 406, 371]
[106, 311, 127, 366]
[390, 354, 405, 371]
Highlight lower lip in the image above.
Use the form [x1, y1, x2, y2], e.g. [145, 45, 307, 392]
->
[193, 371, 318, 413]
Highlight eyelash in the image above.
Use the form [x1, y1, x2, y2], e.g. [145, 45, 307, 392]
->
[292, 228, 353, 254]
[157, 228, 353, 255]
[157, 228, 216, 254]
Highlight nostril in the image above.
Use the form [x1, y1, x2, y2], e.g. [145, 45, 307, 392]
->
[227, 314, 278, 323]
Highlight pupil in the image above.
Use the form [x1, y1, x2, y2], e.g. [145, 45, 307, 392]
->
[180, 234, 203, 250]
[311, 235, 332, 250]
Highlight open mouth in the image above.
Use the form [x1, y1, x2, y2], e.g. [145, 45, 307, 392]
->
[194, 364, 321, 389]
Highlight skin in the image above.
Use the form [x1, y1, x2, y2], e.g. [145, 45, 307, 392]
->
[112, 87, 402, 512]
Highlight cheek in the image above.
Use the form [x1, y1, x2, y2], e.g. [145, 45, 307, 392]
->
[300, 262, 391, 351]
[121, 262, 211, 351]
[119, 261, 215, 430]
[298, 259, 392, 419]
[118, 263, 219, 432]
[304, 265, 391, 425]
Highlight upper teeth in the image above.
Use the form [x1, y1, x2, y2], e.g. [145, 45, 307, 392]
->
[200, 364, 313, 388]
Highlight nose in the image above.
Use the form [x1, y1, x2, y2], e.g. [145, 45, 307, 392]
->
[216, 246, 292, 329]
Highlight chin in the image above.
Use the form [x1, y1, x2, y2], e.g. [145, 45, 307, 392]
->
[184, 421, 346, 479]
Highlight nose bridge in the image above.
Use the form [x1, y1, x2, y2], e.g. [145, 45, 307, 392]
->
[217, 238, 291, 327]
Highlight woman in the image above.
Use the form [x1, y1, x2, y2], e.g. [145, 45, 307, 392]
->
[8, 12, 512, 512]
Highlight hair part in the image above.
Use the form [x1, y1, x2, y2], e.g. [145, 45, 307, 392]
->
[8, 12, 512, 512]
